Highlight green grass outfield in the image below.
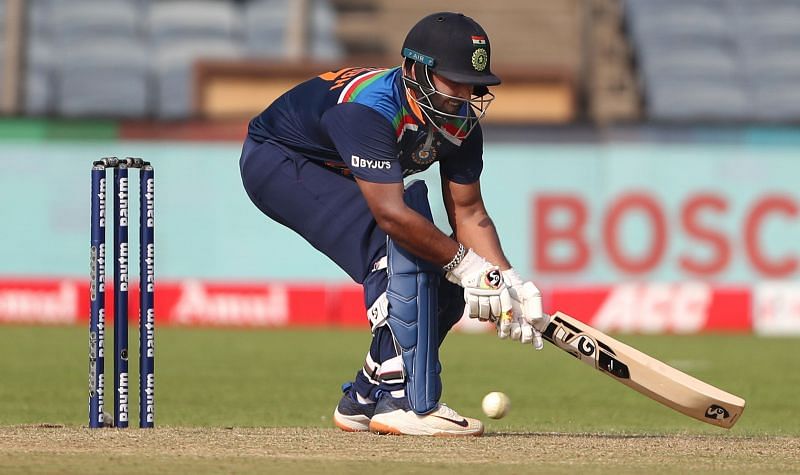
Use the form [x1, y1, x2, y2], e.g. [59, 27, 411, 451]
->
[0, 326, 798, 473]
[1, 325, 795, 433]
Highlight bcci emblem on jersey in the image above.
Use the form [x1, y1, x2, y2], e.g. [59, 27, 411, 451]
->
[412, 143, 438, 165]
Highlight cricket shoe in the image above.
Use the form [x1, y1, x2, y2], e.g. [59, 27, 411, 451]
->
[369, 395, 484, 437]
[333, 382, 376, 432]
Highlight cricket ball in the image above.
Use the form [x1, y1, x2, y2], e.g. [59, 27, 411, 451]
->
[481, 391, 510, 419]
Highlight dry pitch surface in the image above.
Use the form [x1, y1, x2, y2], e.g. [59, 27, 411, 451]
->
[1, 426, 798, 474]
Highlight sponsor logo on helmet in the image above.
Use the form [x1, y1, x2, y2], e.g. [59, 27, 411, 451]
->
[402, 48, 435, 67]
[472, 48, 488, 72]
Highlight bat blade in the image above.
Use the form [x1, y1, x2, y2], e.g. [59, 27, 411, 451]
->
[540, 312, 746, 429]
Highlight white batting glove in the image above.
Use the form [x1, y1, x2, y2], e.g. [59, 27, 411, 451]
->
[445, 249, 512, 322]
[498, 268, 544, 349]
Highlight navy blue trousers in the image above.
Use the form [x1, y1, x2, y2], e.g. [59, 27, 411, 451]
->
[239, 137, 464, 399]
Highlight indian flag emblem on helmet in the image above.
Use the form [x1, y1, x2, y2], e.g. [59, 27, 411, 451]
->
[472, 48, 488, 71]
[471, 36, 486, 45]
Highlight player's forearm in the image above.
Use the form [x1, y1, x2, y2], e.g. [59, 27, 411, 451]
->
[377, 210, 460, 267]
[452, 214, 511, 269]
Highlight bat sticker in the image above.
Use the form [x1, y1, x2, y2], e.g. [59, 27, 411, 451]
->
[705, 404, 731, 420]
[578, 336, 595, 357]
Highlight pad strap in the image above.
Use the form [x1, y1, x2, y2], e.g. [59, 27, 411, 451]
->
[366, 292, 389, 331]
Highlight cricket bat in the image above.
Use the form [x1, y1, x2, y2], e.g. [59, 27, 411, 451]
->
[538, 312, 746, 429]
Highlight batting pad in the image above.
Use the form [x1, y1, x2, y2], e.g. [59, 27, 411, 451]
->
[386, 180, 442, 415]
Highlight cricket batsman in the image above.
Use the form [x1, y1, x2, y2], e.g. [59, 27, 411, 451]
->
[239, 12, 544, 436]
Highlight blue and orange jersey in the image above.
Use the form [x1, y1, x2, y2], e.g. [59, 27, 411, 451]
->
[247, 66, 483, 184]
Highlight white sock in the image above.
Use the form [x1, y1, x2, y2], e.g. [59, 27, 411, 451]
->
[390, 389, 405, 399]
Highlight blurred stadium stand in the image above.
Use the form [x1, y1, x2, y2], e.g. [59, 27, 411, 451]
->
[57, 39, 151, 118]
[155, 39, 243, 119]
[191, 0, 584, 124]
[625, 0, 800, 122]
[1, 0, 799, 125]
[16, 0, 346, 120]
[2, 0, 589, 124]
[1, 0, 24, 114]
[586, 0, 641, 124]
[148, 0, 245, 119]
[242, 0, 291, 58]
[329, 0, 584, 124]
[0, 1, 6, 101]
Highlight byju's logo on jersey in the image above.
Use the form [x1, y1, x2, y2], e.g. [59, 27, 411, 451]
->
[351, 155, 392, 170]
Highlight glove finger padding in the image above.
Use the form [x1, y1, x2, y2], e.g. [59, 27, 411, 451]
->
[479, 297, 493, 321]
[500, 288, 512, 321]
[512, 319, 535, 344]
[503, 290, 529, 342]
[497, 312, 512, 339]
[466, 294, 481, 320]
[518, 282, 543, 323]
[518, 282, 544, 349]
[504, 278, 544, 349]
[488, 295, 500, 318]
[447, 250, 511, 322]
[532, 327, 543, 350]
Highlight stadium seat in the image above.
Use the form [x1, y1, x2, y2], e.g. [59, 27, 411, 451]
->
[645, 79, 750, 122]
[625, 0, 731, 17]
[243, 0, 290, 58]
[639, 41, 740, 83]
[24, 37, 56, 115]
[24, 0, 53, 114]
[741, 44, 800, 81]
[732, 0, 800, 36]
[24, 0, 150, 116]
[752, 80, 800, 121]
[20, 0, 345, 118]
[55, 40, 151, 118]
[148, 1, 242, 45]
[622, 0, 800, 122]
[309, 0, 344, 60]
[49, 1, 144, 43]
[26, 0, 51, 38]
[153, 38, 244, 119]
[0, 41, 4, 102]
[0, 2, 4, 97]
[243, 0, 342, 60]
[627, 1, 730, 48]
[24, 70, 53, 116]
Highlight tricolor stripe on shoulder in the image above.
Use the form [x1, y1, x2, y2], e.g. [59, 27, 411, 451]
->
[337, 69, 393, 104]
[391, 106, 418, 142]
[337, 68, 420, 141]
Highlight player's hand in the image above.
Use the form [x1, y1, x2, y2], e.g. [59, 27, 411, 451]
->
[497, 268, 544, 349]
[445, 249, 512, 322]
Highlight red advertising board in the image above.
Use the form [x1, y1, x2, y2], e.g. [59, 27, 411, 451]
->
[0, 277, 756, 333]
